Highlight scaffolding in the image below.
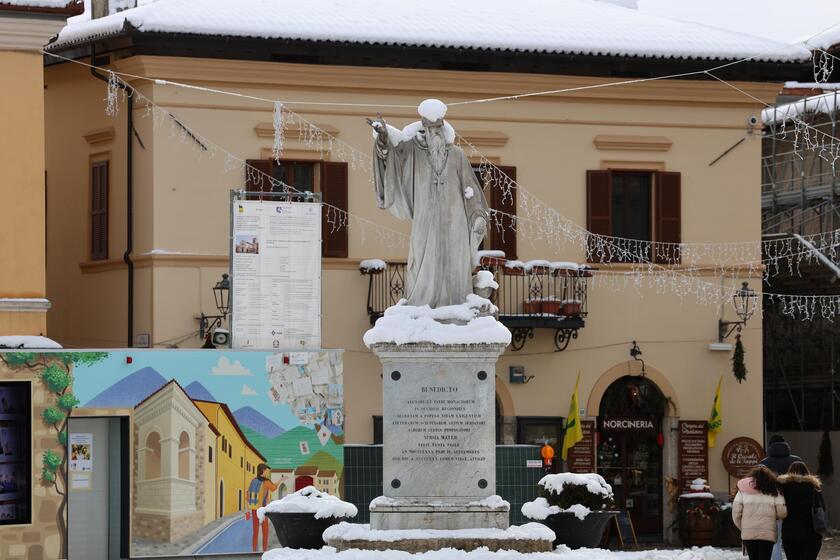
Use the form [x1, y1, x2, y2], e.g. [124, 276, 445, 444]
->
[763, 87, 840, 431]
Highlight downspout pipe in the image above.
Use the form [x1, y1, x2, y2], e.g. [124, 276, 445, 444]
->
[89, 44, 134, 347]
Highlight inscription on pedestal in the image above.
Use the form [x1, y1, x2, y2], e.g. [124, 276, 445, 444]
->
[379, 347, 498, 499]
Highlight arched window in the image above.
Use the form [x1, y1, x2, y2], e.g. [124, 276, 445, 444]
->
[145, 432, 161, 480]
[178, 431, 191, 480]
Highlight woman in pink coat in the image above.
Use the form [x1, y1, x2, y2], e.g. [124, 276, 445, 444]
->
[733, 465, 788, 560]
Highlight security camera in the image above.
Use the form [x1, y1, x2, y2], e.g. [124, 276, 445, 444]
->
[212, 328, 230, 347]
[747, 115, 759, 127]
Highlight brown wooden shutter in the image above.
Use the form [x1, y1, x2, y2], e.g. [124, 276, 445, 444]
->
[321, 161, 349, 258]
[586, 170, 612, 262]
[245, 159, 273, 200]
[655, 171, 681, 264]
[90, 161, 109, 261]
[489, 166, 517, 260]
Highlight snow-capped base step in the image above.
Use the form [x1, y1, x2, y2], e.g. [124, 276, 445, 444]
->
[323, 522, 554, 554]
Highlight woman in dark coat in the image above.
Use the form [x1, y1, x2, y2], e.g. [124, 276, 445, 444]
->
[777, 461, 823, 560]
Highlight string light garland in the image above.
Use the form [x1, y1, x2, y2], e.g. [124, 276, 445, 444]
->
[49, 51, 840, 319]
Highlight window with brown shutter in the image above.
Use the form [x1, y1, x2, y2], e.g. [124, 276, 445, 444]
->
[474, 165, 518, 260]
[654, 171, 681, 264]
[585, 169, 681, 263]
[321, 161, 349, 258]
[489, 166, 517, 260]
[90, 160, 109, 261]
[244, 160, 349, 258]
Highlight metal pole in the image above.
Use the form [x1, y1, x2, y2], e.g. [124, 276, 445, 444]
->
[801, 97, 807, 236]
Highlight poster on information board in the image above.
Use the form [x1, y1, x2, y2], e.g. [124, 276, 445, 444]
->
[231, 198, 322, 350]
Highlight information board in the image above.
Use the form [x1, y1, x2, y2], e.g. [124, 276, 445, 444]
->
[678, 420, 709, 492]
[231, 200, 322, 349]
[567, 420, 596, 473]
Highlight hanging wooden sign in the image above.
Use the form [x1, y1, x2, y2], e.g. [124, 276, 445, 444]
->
[722, 437, 766, 479]
[567, 420, 596, 473]
[678, 421, 709, 492]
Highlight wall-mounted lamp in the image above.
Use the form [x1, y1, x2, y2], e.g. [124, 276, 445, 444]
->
[199, 273, 231, 348]
[718, 281, 757, 342]
[510, 366, 534, 384]
[630, 340, 646, 376]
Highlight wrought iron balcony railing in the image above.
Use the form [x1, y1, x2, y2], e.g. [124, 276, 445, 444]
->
[361, 257, 589, 352]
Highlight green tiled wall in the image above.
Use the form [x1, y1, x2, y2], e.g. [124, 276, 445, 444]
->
[344, 444, 542, 524]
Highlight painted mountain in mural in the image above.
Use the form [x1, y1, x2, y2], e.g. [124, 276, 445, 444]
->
[184, 381, 215, 402]
[241, 425, 342, 471]
[84, 366, 167, 408]
[234, 406, 284, 439]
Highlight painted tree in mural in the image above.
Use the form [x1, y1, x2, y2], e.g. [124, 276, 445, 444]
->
[0, 352, 108, 559]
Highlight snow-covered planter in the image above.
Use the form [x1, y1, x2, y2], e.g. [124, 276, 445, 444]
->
[257, 486, 357, 549]
[677, 479, 717, 547]
[522, 473, 616, 549]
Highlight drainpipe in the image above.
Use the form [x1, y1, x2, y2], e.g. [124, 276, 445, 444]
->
[89, 44, 134, 347]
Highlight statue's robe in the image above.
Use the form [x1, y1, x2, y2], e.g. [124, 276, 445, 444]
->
[373, 131, 489, 308]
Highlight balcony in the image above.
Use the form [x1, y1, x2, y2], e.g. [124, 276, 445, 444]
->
[361, 257, 589, 352]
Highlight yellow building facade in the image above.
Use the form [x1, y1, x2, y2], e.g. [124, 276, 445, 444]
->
[193, 400, 266, 517]
[0, 1, 82, 336]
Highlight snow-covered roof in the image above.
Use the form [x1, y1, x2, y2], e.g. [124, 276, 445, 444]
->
[806, 26, 840, 52]
[49, 0, 809, 63]
[762, 90, 840, 125]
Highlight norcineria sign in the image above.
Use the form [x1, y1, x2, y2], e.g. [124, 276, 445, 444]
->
[600, 416, 658, 432]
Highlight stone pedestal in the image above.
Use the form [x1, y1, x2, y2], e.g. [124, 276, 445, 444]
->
[369, 342, 508, 531]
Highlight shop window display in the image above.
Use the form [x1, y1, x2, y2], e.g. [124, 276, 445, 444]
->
[0, 382, 31, 525]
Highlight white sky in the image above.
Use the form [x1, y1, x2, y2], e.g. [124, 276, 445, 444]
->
[637, 0, 840, 44]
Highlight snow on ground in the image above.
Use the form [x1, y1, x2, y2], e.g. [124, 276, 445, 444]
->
[0, 335, 62, 349]
[262, 546, 748, 560]
[363, 294, 511, 347]
[257, 486, 358, 521]
[50, 0, 808, 63]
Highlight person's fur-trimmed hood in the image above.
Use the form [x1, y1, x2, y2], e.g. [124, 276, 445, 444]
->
[778, 473, 822, 489]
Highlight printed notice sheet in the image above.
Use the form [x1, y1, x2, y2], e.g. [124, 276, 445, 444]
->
[231, 200, 322, 349]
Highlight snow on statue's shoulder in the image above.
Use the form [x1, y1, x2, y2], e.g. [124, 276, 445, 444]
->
[363, 294, 511, 347]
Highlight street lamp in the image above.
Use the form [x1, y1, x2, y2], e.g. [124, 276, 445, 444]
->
[718, 281, 758, 342]
[199, 273, 231, 348]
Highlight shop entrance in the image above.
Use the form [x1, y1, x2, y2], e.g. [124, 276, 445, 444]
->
[67, 417, 129, 560]
[597, 376, 667, 537]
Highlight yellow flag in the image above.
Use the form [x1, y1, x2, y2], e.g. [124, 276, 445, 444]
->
[562, 372, 584, 460]
[708, 375, 723, 448]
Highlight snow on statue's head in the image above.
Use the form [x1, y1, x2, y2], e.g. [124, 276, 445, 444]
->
[418, 99, 447, 127]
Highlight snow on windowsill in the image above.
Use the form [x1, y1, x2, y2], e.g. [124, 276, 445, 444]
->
[0, 336, 62, 349]
[359, 259, 387, 271]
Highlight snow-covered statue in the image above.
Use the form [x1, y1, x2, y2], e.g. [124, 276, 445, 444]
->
[368, 99, 489, 309]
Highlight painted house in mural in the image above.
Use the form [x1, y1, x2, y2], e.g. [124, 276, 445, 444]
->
[192, 400, 266, 517]
[133, 380, 214, 543]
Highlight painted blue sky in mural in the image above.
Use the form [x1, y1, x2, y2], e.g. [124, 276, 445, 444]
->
[73, 350, 301, 431]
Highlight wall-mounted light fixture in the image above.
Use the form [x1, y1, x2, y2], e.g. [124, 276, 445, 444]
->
[718, 281, 757, 342]
[630, 340, 646, 376]
[199, 273, 231, 348]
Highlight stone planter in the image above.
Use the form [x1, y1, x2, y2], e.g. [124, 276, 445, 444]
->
[538, 511, 615, 549]
[264, 512, 341, 549]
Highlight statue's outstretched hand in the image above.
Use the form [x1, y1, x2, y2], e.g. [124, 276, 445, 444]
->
[366, 114, 389, 145]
